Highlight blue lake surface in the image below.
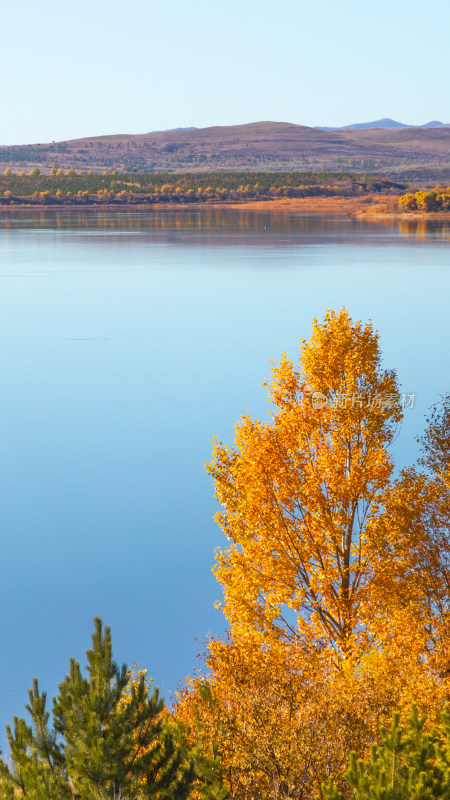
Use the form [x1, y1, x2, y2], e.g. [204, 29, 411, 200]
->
[0, 207, 449, 751]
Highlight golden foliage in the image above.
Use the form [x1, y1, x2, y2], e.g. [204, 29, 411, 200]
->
[176, 310, 450, 800]
[208, 309, 404, 658]
[399, 188, 450, 212]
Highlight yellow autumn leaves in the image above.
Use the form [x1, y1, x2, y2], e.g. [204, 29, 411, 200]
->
[176, 309, 450, 800]
[209, 309, 405, 658]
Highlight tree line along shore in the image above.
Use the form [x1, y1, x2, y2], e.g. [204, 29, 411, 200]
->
[0, 168, 402, 204]
[0, 169, 448, 215]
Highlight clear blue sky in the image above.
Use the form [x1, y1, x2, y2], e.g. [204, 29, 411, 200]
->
[2, 0, 449, 144]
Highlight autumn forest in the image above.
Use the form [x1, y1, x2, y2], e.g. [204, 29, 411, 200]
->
[0, 169, 400, 204]
[1, 170, 448, 216]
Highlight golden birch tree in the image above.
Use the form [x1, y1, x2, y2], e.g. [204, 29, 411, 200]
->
[208, 308, 405, 658]
[176, 310, 450, 800]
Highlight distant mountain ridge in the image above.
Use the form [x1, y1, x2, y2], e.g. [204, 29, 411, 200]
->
[316, 118, 448, 131]
[152, 120, 448, 134]
[149, 126, 198, 133]
[1, 121, 449, 182]
[151, 120, 449, 134]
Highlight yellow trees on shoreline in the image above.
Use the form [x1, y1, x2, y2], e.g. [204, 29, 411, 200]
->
[399, 188, 450, 211]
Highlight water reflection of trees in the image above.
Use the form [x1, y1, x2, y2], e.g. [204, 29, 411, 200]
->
[397, 219, 450, 240]
[366, 215, 450, 241]
[0, 208, 448, 242]
[0, 207, 348, 233]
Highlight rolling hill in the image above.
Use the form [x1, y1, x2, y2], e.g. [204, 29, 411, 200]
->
[1, 121, 449, 182]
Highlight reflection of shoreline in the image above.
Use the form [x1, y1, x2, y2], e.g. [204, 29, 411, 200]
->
[355, 214, 450, 238]
[0, 204, 448, 241]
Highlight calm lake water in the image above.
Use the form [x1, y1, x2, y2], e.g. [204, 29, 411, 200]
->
[0, 207, 449, 750]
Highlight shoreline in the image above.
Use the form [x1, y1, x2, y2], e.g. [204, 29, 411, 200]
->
[0, 195, 397, 213]
[354, 210, 450, 221]
[0, 195, 449, 220]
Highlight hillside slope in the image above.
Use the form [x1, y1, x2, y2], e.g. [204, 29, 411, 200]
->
[1, 122, 449, 181]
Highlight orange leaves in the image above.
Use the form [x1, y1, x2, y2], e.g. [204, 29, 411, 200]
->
[186, 311, 450, 798]
[207, 309, 405, 657]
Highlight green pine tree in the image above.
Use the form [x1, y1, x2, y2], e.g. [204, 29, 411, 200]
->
[320, 705, 450, 800]
[0, 618, 194, 800]
[0, 679, 69, 800]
